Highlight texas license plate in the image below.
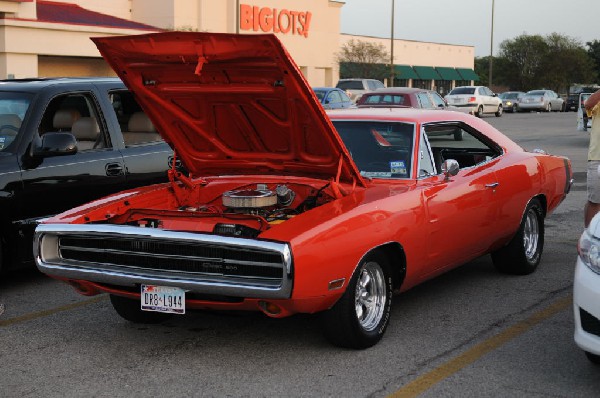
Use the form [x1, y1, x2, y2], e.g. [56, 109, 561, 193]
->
[141, 284, 185, 314]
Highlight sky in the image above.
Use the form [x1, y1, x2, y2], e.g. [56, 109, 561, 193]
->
[340, 0, 600, 57]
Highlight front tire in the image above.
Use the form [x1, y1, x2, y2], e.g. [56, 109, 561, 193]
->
[512, 104, 518, 113]
[321, 252, 393, 349]
[585, 351, 600, 365]
[495, 105, 503, 117]
[492, 198, 544, 275]
[110, 294, 173, 324]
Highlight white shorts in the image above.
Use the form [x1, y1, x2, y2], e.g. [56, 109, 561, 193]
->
[587, 161, 600, 203]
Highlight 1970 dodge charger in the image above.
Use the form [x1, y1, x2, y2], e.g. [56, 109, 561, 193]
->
[35, 32, 572, 349]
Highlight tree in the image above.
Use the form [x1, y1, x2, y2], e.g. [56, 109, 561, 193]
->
[498, 34, 548, 91]
[587, 40, 600, 78]
[541, 33, 596, 92]
[498, 33, 596, 93]
[338, 39, 389, 80]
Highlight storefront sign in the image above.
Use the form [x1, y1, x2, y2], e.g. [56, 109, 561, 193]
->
[240, 4, 312, 38]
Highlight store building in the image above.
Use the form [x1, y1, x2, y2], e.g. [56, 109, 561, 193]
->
[0, 0, 478, 90]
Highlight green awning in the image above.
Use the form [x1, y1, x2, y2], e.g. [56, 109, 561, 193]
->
[393, 64, 418, 80]
[413, 66, 442, 80]
[435, 67, 462, 81]
[456, 68, 480, 81]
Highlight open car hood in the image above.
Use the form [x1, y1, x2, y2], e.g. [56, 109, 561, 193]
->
[92, 32, 364, 187]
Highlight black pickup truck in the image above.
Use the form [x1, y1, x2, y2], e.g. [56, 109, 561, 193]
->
[0, 77, 174, 271]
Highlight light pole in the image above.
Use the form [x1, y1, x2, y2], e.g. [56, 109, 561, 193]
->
[489, 0, 494, 88]
[390, 0, 395, 87]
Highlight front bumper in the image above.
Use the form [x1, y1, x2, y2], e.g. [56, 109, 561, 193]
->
[574, 257, 600, 355]
[35, 223, 294, 300]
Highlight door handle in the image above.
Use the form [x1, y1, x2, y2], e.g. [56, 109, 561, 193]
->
[485, 182, 499, 189]
[105, 162, 124, 176]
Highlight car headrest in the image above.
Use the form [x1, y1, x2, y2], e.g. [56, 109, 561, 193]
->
[53, 108, 81, 130]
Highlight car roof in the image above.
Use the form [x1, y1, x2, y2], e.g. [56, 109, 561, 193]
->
[0, 77, 122, 91]
[364, 87, 430, 94]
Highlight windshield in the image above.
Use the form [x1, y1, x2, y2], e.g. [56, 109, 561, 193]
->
[449, 87, 475, 95]
[362, 94, 409, 106]
[500, 92, 519, 99]
[0, 92, 32, 152]
[332, 120, 415, 179]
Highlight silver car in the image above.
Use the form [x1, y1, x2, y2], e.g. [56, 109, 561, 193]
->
[519, 89, 565, 112]
[499, 91, 525, 113]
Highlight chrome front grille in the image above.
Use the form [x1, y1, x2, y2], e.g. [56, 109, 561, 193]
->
[35, 224, 293, 299]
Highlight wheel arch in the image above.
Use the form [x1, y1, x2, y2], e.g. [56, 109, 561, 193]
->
[362, 242, 406, 291]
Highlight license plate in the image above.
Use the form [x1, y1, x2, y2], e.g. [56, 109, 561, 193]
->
[141, 284, 185, 314]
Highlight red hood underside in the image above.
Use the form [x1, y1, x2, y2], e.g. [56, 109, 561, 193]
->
[92, 32, 365, 187]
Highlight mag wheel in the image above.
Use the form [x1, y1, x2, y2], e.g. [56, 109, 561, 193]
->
[110, 294, 173, 324]
[321, 252, 392, 349]
[492, 198, 544, 275]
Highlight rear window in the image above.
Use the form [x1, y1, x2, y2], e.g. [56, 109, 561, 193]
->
[526, 90, 545, 96]
[449, 87, 475, 95]
[336, 81, 365, 90]
[361, 94, 409, 106]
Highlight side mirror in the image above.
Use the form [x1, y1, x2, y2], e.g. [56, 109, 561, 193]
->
[441, 159, 459, 180]
[33, 132, 77, 157]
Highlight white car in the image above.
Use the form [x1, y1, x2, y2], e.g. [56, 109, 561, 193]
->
[335, 78, 385, 102]
[574, 213, 600, 364]
[444, 85, 503, 117]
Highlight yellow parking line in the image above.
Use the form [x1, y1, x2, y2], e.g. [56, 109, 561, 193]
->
[0, 295, 107, 327]
[388, 295, 572, 398]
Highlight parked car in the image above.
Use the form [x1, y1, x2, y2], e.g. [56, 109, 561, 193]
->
[35, 32, 572, 349]
[519, 89, 565, 112]
[356, 87, 467, 140]
[312, 87, 354, 109]
[498, 91, 525, 113]
[575, 212, 600, 364]
[0, 77, 176, 273]
[444, 85, 503, 117]
[335, 78, 384, 102]
[356, 87, 448, 109]
[565, 94, 580, 112]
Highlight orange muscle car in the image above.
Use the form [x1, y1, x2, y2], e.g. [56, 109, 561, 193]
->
[34, 32, 572, 349]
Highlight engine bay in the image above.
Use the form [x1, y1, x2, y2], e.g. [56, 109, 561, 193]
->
[102, 181, 337, 238]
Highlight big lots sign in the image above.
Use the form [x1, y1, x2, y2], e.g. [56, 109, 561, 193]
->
[239, 4, 312, 38]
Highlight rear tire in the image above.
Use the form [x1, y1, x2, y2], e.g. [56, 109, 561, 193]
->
[492, 198, 544, 275]
[475, 105, 484, 117]
[110, 294, 173, 324]
[321, 252, 393, 349]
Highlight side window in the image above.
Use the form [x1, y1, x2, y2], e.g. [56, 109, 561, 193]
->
[328, 91, 342, 104]
[109, 90, 162, 147]
[339, 90, 351, 102]
[418, 129, 435, 178]
[431, 92, 446, 108]
[425, 123, 502, 172]
[417, 92, 434, 108]
[39, 92, 109, 151]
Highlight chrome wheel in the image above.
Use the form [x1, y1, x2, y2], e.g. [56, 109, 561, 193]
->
[523, 208, 540, 262]
[355, 262, 386, 331]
